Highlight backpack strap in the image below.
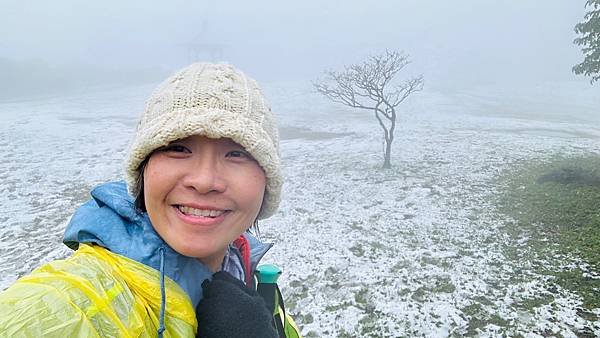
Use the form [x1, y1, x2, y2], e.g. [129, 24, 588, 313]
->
[256, 282, 286, 337]
[274, 285, 287, 338]
[271, 285, 302, 338]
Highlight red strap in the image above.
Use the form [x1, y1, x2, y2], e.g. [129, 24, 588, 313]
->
[233, 235, 252, 286]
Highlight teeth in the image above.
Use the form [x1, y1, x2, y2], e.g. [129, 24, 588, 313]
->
[178, 206, 225, 217]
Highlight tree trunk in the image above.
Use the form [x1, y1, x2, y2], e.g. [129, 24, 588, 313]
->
[383, 137, 392, 169]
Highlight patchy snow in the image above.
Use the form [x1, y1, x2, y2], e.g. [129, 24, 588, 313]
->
[0, 81, 599, 336]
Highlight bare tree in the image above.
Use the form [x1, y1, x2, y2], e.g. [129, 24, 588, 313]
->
[314, 50, 423, 169]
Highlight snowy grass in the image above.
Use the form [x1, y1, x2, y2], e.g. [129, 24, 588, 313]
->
[0, 81, 599, 337]
[498, 155, 600, 312]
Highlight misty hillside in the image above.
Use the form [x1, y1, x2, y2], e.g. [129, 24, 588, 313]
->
[0, 58, 165, 100]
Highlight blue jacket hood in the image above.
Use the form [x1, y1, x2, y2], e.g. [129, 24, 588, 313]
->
[63, 180, 271, 308]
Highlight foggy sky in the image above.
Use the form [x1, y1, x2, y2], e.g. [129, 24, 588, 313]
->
[0, 0, 590, 90]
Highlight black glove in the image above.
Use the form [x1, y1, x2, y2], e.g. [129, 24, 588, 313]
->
[196, 271, 278, 338]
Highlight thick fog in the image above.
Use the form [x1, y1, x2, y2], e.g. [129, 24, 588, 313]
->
[0, 0, 589, 98]
[2, 2, 600, 336]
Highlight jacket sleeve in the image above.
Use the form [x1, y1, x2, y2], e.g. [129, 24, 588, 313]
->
[0, 244, 196, 338]
[0, 268, 105, 337]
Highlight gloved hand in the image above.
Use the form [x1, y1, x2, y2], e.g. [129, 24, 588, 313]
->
[196, 271, 278, 338]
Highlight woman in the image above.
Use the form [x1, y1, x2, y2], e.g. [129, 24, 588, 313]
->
[0, 63, 300, 337]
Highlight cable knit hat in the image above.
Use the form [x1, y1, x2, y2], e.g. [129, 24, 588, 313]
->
[125, 63, 282, 219]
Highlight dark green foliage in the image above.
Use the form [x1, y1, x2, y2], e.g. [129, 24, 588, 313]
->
[573, 0, 600, 83]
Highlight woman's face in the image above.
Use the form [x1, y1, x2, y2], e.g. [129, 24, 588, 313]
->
[143, 135, 266, 271]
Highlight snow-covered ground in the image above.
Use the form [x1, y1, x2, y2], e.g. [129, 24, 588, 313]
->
[0, 81, 599, 337]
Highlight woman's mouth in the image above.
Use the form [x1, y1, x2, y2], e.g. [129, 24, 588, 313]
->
[176, 205, 228, 218]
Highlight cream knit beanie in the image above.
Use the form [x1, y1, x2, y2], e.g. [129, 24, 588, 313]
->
[125, 63, 282, 219]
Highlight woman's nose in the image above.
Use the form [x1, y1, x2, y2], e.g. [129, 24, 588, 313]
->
[182, 155, 227, 194]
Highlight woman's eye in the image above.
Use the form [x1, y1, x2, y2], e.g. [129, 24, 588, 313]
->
[226, 150, 250, 159]
[162, 145, 190, 153]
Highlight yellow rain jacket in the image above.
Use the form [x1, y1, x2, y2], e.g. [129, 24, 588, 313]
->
[0, 244, 196, 337]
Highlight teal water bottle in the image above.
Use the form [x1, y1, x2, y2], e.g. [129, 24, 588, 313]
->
[256, 264, 285, 337]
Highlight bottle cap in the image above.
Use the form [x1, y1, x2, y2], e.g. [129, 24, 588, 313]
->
[255, 264, 282, 284]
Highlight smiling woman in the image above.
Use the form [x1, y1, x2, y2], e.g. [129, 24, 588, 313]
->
[144, 136, 266, 271]
[0, 63, 300, 338]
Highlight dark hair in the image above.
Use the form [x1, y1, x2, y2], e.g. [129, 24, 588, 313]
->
[133, 157, 150, 213]
[247, 219, 261, 239]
